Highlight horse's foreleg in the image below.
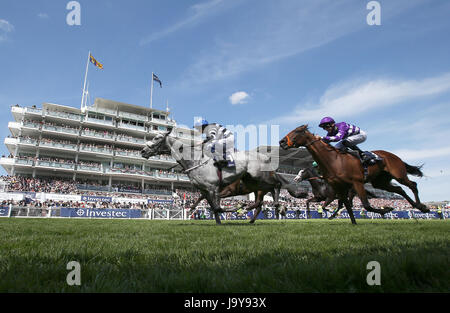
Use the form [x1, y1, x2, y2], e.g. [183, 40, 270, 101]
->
[343, 197, 357, 225]
[249, 191, 266, 224]
[206, 189, 223, 225]
[189, 195, 205, 213]
[306, 198, 312, 218]
[272, 188, 280, 209]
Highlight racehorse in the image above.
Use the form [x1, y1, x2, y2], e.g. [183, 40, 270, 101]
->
[188, 174, 309, 223]
[279, 125, 429, 224]
[295, 166, 377, 218]
[187, 178, 281, 224]
[141, 129, 285, 225]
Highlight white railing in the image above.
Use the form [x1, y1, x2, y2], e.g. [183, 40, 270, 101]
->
[1, 206, 187, 220]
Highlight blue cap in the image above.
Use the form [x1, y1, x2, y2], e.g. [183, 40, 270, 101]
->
[194, 118, 208, 129]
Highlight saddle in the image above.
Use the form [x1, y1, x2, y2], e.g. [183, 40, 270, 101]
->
[339, 147, 383, 179]
[212, 154, 236, 170]
[213, 155, 236, 186]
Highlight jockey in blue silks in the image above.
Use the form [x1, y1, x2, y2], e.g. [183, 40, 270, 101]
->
[318, 117, 374, 163]
[194, 118, 235, 168]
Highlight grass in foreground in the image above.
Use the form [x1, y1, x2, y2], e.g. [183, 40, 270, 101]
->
[0, 218, 448, 292]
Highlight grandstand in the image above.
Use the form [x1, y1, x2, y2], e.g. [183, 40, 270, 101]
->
[0, 98, 200, 196]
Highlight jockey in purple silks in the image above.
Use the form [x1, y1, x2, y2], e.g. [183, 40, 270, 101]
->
[318, 117, 374, 164]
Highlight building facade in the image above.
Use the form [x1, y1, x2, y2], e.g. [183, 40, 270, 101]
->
[1, 98, 199, 195]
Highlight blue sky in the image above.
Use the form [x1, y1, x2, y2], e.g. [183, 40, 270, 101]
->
[1, 0, 450, 201]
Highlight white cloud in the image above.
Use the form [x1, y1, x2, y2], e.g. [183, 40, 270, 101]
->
[139, 0, 232, 46]
[179, 0, 424, 87]
[38, 13, 49, 19]
[229, 91, 249, 105]
[0, 19, 14, 41]
[268, 72, 450, 126]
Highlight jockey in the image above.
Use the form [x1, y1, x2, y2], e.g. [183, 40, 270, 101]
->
[311, 161, 323, 178]
[318, 117, 373, 163]
[194, 118, 235, 167]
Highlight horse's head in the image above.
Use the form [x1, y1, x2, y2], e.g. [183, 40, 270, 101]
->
[293, 167, 315, 182]
[279, 125, 312, 149]
[141, 128, 173, 159]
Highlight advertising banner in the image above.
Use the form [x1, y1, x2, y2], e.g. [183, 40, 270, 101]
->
[81, 195, 112, 203]
[0, 206, 9, 217]
[0, 192, 24, 201]
[148, 199, 174, 204]
[60, 207, 142, 218]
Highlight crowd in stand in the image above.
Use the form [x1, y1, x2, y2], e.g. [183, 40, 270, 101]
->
[0, 175, 424, 212]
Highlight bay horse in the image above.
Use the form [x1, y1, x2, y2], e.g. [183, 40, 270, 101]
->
[188, 177, 282, 224]
[188, 173, 309, 223]
[279, 125, 429, 224]
[295, 166, 377, 218]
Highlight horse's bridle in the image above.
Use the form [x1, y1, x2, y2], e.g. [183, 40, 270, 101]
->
[285, 133, 320, 148]
[304, 137, 321, 147]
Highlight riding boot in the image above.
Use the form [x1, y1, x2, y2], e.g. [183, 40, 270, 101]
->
[350, 145, 370, 163]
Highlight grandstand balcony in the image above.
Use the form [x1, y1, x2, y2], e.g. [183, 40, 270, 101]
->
[105, 167, 148, 179]
[76, 164, 103, 173]
[22, 120, 41, 131]
[44, 109, 83, 122]
[177, 174, 190, 181]
[80, 129, 115, 141]
[117, 121, 147, 133]
[114, 150, 142, 159]
[147, 154, 177, 164]
[118, 111, 148, 122]
[79, 145, 114, 156]
[38, 140, 77, 152]
[4, 137, 37, 149]
[35, 159, 76, 172]
[0, 157, 33, 167]
[115, 135, 146, 147]
[11, 106, 42, 121]
[84, 116, 115, 128]
[41, 124, 79, 137]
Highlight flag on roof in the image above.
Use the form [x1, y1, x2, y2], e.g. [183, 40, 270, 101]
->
[89, 54, 104, 69]
[153, 73, 162, 87]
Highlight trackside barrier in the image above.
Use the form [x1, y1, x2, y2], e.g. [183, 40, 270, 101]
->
[189, 208, 448, 220]
[0, 206, 447, 220]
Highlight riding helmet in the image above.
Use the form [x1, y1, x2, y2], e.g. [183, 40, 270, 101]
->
[319, 117, 335, 127]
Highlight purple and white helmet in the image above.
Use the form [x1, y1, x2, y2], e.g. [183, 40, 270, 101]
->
[319, 117, 335, 127]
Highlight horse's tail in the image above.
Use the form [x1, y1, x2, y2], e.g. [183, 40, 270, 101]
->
[405, 163, 424, 177]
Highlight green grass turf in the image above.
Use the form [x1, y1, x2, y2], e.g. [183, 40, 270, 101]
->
[0, 218, 448, 292]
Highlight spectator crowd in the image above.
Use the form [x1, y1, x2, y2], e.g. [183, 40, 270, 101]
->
[0, 174, 420, 212]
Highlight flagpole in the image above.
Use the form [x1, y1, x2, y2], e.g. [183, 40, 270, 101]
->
[150, 72, 154, 109]
[81, 51, 90, 109]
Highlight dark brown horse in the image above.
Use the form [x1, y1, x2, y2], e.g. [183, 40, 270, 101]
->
[279, 125, 429, 224]
[188, 177, 281, 224]
[189, 172, 309, 223]
[296, 166, 377, 218]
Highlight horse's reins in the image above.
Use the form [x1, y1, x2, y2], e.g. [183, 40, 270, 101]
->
[304, 138, 321, 147]
[183, 159, 210, 173]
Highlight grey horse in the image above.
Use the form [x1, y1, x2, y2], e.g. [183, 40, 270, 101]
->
[141, 129, 285, 224]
